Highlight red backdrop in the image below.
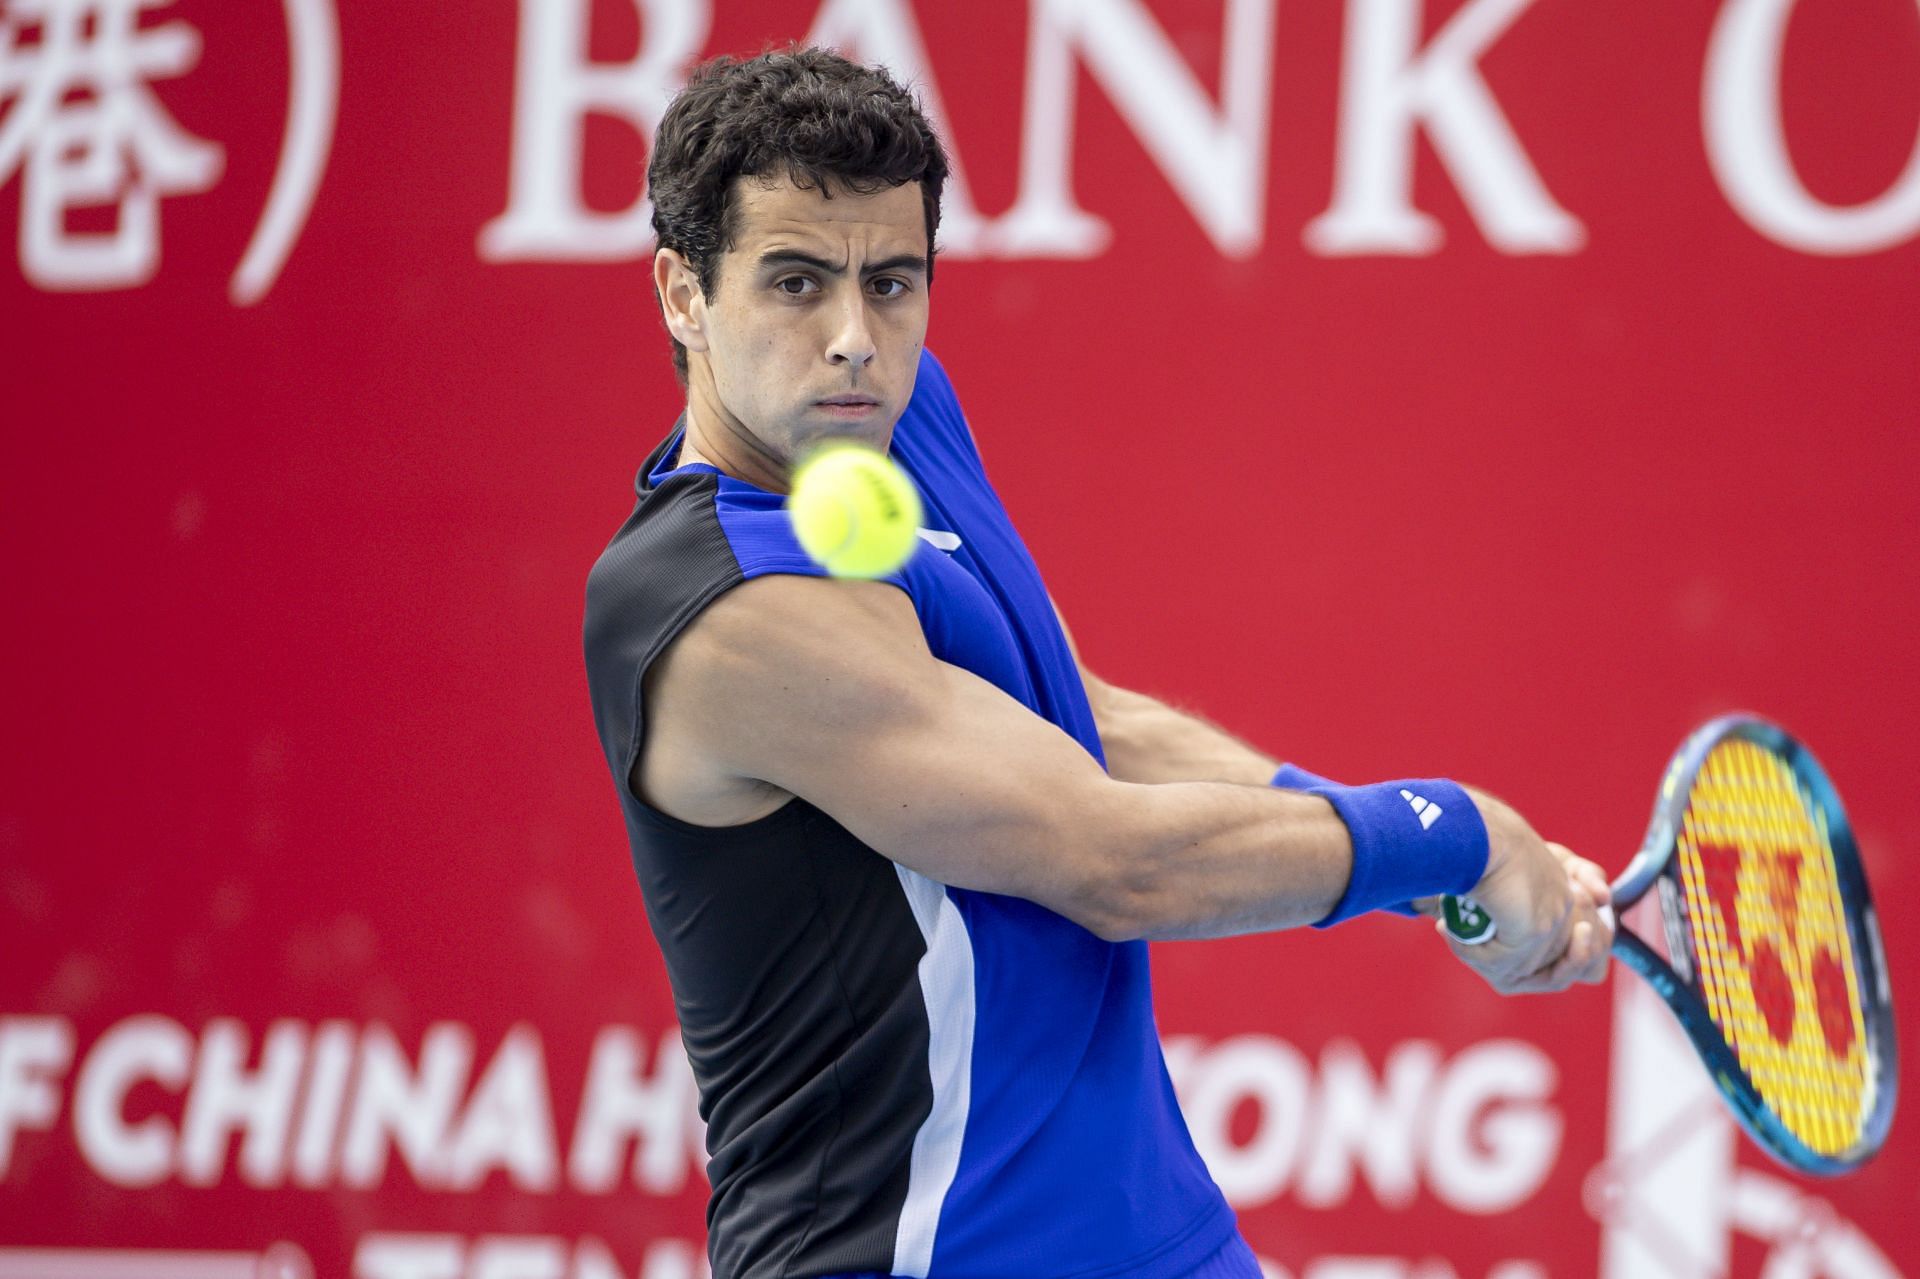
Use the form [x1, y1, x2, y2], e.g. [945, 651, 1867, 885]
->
[4, 2, 1917, 1277]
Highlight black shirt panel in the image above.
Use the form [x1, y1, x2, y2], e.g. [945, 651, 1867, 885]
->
[584, 442, 932, 1279]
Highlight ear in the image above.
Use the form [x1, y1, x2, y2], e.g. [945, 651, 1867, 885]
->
[654, 248, 710, 355]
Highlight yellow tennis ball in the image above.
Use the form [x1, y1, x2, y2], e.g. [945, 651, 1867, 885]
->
[787, 443, 923, 579]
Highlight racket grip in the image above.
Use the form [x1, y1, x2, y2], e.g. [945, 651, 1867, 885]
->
[1441, 895, 1619, 944]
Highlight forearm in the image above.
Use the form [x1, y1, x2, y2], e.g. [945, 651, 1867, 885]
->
[1078, 780, 1353, 940]
[1090, 677, 1280, 787]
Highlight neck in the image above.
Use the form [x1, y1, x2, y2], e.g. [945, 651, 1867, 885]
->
[678, 364, 792, 493]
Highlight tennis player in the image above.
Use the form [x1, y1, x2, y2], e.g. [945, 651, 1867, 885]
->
[583, 47, 1612, 1279]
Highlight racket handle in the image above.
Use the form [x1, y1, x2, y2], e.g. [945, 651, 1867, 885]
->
[1440, 894, 1618, 945]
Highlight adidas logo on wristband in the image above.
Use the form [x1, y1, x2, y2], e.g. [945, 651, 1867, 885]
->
[1399, 788, 1443, 830]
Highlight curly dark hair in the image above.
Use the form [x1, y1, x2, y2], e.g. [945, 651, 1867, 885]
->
[647, 46, 951, 383]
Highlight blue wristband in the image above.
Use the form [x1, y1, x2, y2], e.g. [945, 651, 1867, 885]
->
[1284, 778, 1488, 927]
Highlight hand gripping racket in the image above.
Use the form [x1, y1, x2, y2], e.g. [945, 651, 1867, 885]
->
[1441, 714, 1897, 1174]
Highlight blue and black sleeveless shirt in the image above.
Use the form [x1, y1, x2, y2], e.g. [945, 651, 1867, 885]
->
[583, 351, 1237, 1279]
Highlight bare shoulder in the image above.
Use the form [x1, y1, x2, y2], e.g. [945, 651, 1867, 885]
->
[654, 573, 930, 722]
[637, 574, 933, 823]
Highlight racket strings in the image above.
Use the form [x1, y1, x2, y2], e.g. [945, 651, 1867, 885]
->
[1673, 739, 1872, 1156]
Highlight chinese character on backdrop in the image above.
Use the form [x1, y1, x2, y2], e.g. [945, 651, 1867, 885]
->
[0, 0, 222, 289]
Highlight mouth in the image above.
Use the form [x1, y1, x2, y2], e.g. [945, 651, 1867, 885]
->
[816, 395, 882, 417]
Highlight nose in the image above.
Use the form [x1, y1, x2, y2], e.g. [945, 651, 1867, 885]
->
[825, 292, 876, 370]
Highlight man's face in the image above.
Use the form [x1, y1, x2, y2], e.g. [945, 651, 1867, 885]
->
[693, 175, 930, 469]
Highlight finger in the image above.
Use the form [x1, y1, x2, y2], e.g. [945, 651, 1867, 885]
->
[1572, 861, 1611, 907]
[1544, 915, 1611, 988]
[1554, 919, 1602, 986]
[1548, 843, 1611, 905]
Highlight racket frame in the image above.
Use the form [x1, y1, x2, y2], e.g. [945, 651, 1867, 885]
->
[1610, 714, 1897, 1176]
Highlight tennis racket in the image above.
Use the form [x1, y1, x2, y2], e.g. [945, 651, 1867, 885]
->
[1441, 714, 1897, 1175]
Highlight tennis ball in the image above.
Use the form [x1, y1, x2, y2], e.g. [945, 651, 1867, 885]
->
[787, 443, 924, 579]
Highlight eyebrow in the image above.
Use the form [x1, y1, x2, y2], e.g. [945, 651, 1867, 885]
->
[755, 249, 929, 278]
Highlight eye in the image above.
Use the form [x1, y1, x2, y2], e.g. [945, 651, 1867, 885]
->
[775, 276, 818, 296]
[870, 277, 910, 299]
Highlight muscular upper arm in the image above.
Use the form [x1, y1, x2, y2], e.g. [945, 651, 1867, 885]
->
[639, 574, 1142, 931]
